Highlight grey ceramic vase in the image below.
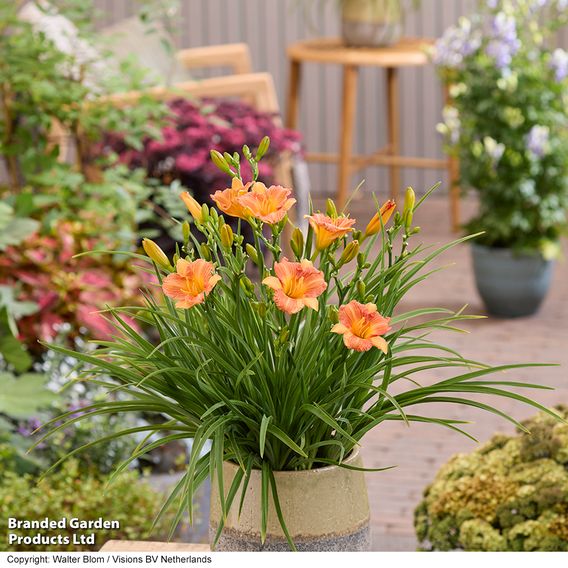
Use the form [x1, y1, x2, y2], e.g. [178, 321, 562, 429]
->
[341, 0, 402, 47]
[209, 450, 370, 551]
[471, 244, 554, 318]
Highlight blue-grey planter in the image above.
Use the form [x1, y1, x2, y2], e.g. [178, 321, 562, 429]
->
[471, 244, 554, 318]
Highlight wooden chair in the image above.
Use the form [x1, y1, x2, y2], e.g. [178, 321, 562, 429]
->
[53, 43, 290, 178]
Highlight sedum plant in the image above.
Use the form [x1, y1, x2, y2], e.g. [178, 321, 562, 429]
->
[38, 139, 559, 550]
[415, 407, 568, 551]
[433, 0, 568, 258]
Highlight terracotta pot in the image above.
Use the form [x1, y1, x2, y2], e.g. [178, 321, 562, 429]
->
[209, 449, 370, 551]
[341, 0, 402, 47]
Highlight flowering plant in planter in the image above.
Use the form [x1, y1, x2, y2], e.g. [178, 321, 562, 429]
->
[38, 139, 558, 551]
[433, 0, 568, 316]
[297, 0, 421, 47]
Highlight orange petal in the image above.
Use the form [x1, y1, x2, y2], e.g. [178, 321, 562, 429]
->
[262, 276, 282, 291]
[331, 323, 349, 334]
[274, 257, 296, 283]
[303, 297, 319, 311]
[273, 290, 304, 314]
[175, 258, 192, 277]
[343, 332, 373, 352]
[370, 335, 389, 354]
[175, 293, 205, 309]
[208, 274, 222, 290]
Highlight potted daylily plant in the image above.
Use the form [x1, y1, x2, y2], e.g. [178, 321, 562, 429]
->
[434, 0, 568, 317]
[37, 137, 559, 551]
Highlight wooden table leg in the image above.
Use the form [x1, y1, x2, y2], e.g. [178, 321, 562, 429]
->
[386, 67, 401, 202]
[286, 60, 302, 129]
[444, 85, 461, 233]
[448, 155, 460, 232]
[337, 64, 358, 211]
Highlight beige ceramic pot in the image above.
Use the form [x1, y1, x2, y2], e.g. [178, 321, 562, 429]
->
[210, 449, 370, 551]
[341, 0, 403, 47]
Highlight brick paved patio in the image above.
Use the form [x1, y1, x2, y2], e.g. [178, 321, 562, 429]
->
[345, 195, 568, 551]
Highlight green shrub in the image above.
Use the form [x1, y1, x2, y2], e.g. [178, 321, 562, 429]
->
[0, 460, 180, 551]
[415, 407, 568, 551]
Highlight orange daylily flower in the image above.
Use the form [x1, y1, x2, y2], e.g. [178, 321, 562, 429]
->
[210, 178, 252, 220]
[305, 213, 356, 251]
[180, 192, 204, 223]
[364, 200, 396, 238]
[331, 301, 391, 353]
[237, 182, 296, 224]
[162, 258, 221, 309]
[263, 257, 327, 314]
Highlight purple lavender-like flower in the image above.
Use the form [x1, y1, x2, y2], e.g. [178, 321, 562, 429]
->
[526, 125, 550, 157]
[486, 39, 513, 68]
[550, 48, 568, 81]
[528, 0, 548, 13]
[433, 18, 481, 69]
[17, 417, 43, 437]
[491, 12, 518, 44]
[486, 12, 521, 69]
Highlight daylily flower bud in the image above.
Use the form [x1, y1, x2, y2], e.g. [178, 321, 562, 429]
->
[142, 238, 172, 270]
[364, 199, 396, 238]
[256, 136, 270, 161]
[240, 276, 255, 295]
[200, 243, 212, 261]
[221, 224, 234, 249]
[403, 187, 416, 231]
[357, 281, 366, 298]
[246, 243, 260, 265]
[243, 145, 253, 161]
[357, 252, 365, 268]
[201, 203, 210, 223]
[180, 192, 204, 223]
[290, 227, 304, 259]
[278, 327, 290, 344]
[339, 240, 359, 266]
[252, 301, 267, 318]
[326, 199, 338, 218]
[210, 150, 233, 175]
[210, 207, 218, 223]
[328, 305, 339, 324]
[182, 221, 191, 244]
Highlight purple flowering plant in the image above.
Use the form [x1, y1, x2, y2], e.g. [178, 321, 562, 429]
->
[434, 0, 568, 257]
[104, 97, 301, 211]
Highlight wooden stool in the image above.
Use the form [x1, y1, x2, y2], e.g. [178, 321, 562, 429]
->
[285, 37, 460, 230]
